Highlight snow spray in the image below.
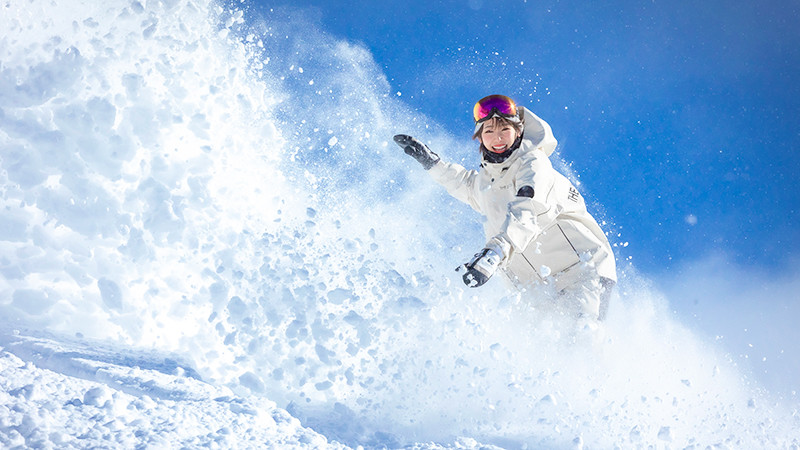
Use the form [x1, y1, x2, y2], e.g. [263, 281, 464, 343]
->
[1, 0, 797, 448]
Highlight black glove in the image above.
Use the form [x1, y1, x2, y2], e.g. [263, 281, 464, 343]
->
[393, 134, 440, 170]
[457, 246, 503, 288]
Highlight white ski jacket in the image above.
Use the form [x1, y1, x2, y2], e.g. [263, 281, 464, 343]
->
[428, 107, 617, 292]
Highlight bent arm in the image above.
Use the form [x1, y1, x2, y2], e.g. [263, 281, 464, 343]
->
[497, 151, 559, 255]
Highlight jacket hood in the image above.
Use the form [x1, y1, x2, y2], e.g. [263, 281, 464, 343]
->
[518, 106, 558, 157]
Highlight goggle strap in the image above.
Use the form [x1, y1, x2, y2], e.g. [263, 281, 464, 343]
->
[477, 110, 521, 124]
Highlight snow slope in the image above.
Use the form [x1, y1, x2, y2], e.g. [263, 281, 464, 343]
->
[0, 330, 342, 448]
[0, 0, 798, 448]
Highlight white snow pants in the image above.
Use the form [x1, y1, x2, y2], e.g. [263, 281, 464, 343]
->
[557, 276, 615, 321]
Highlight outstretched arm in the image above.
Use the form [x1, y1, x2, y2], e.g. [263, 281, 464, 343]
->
[392, 134, 482, 213]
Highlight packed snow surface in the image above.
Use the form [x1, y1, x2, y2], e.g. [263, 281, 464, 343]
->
[1, 0, 798, 448]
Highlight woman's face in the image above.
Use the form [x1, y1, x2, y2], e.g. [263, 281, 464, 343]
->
[480, 119, 518, 153]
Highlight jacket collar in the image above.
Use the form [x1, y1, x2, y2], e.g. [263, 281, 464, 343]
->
[480, 136, 522, 164]
[481, 140, 525, 175]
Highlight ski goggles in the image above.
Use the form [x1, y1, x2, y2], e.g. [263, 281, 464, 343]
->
[472, 95, 518, 123]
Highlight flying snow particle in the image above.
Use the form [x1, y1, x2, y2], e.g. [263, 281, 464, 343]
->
[685, 214, 698, 226]
[468, 0, 482, 10]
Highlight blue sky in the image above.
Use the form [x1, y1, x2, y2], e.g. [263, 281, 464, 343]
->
[255, 0, 799, 276]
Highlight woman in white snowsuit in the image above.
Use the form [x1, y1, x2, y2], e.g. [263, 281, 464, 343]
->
[394, 95, 617, 321]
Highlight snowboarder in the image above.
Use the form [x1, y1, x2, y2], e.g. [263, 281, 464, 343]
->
[393, 95, 617, 321]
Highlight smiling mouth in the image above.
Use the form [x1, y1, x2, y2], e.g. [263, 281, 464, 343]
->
[491, 145, 507, 152]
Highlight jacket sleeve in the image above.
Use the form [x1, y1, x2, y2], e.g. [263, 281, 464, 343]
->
[426, 160, 484, 214]
[497, 150, 560, 255]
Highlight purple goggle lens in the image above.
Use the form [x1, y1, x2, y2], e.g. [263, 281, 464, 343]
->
[473, 95, 518, 123]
